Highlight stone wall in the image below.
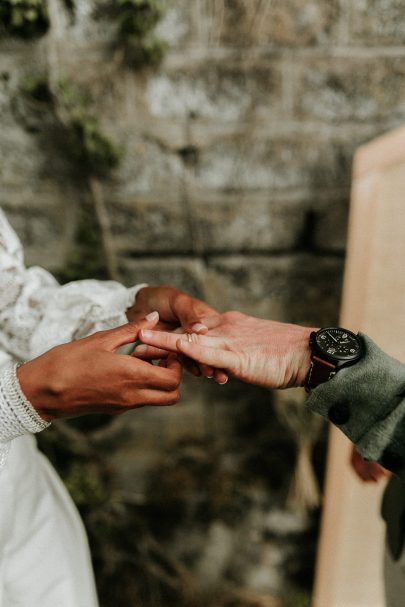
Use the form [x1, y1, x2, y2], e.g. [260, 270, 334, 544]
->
[1, 1, 405, 606]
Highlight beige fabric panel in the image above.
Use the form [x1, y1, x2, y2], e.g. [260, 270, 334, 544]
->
[313, 126, 405, 607]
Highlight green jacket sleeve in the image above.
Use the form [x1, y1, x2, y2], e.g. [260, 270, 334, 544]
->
[306, 334, 405, 478]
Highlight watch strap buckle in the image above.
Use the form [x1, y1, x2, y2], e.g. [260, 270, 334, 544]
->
[305, 356, 337, 392]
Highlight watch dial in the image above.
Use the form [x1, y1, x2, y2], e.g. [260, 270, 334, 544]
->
[316, 328, 362, 361]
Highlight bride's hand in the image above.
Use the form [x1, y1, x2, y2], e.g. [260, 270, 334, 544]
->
[17, 313, 182, 421]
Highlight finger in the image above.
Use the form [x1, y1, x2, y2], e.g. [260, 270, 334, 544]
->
[199, 314, 224, 330]
[99, 312, 160, 352]
[127, 388, 181, 408]
[176, 354, 202, 377]
[139, 329, 225, 353]
[126, 356, 181, 391]
[213, 369, 229, 385]
[139, 329, 183, 352]
[162, 355, 183, 376]
[176, 338, 237, 371]
[133, 344, 170, 360]
[198, 363, 215, 378]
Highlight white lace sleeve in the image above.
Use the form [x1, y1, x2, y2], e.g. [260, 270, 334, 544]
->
[0, 208, 146, 359]
[0, 207, 146, 469]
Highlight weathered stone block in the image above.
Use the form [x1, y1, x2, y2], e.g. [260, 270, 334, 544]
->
[119, 256, 208, 299]
[193, 134, 353, 191]
[191, 192, 307, 253]
[205, 254, 344, 326]
[296, 57, 405, 123]
[350, 0, 405, 44]
[156, 0, 195, 48]
[312, 194, 350, 252]
[218, 0, 340, 47]
[2, 195, 73, 271]
[145, 60, 283, 123]
[107, 194, 193, 254]
[0, 124, 47, 187]
[114, 136, 184, 194]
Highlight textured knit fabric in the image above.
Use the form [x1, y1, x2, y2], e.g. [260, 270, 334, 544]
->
[306, 333, 405, 477]
[306, 334, 405, 563]
[0, 362, 50, 469]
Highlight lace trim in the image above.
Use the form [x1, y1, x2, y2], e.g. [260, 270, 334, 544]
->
[0, 362, 50, 444]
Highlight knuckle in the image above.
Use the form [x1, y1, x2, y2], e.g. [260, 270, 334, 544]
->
[167, 377, 180, 391]
[166, 390, 180, 405]
[225, 310, 243, 322]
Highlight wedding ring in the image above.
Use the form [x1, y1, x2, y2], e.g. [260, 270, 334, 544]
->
[187, 333, 198, 343]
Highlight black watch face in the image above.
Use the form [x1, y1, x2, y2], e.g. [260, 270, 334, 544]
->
[314, 328, 363, 362]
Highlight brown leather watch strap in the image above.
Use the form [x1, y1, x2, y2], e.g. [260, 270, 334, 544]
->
[305, 355, 337, 391]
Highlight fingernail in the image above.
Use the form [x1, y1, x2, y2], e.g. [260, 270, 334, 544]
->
[218, 378, 229, 385]
[140, 329, 152, 338]
[145, 311, 159, 322]
[206, 375, 213, 379]
[134, 344, 147, 354]
[191, 323, 207, 333]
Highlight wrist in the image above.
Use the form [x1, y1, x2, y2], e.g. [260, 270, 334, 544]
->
[292, 326, 317, 389]
[17, 362, 53, 422]
[1, 363, 51, 438]
[275, 323, 315, 389]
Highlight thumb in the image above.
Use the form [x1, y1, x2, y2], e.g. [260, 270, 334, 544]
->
[100, 311, 160, 351]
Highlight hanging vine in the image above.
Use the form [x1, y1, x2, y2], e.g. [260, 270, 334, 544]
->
[10, 0, 168, 282]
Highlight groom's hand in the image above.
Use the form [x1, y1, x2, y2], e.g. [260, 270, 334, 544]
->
[136, 311, 315, 389]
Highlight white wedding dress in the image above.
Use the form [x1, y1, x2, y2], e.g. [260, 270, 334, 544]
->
[0, 208, 144, 606]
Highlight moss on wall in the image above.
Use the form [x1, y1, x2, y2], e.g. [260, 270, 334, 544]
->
[0, 0, 49, 38]
[112, 0, 167, 67]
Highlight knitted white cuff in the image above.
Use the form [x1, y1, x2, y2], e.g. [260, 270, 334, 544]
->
[0, 362, 51, 445]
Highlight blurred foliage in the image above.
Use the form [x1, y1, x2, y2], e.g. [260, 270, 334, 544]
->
[0, 0, 49, 38]
[58, 199, 108, 282]
[20, 76, 123, 176]
[285, 591, 312, 607]
[20, 75, 121, 281]
[55, 78, 123, 176]
[112, 0, 168, 68]
[37, 404, 319, 607]
[20, 74, 53, 102]
[20, 74, 124, 282]
[38, 423, 197, 607]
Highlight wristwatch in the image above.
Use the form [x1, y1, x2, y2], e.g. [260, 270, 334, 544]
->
[305, 327, 363, 391]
